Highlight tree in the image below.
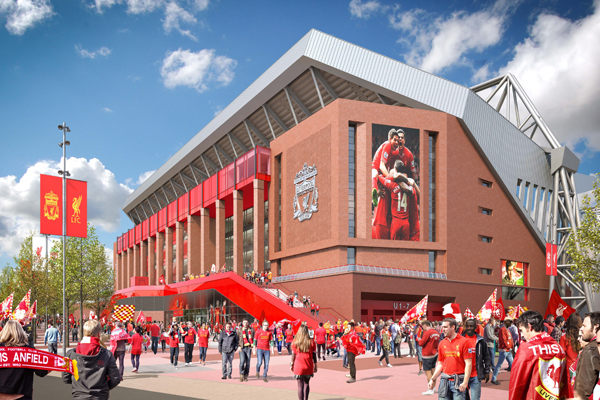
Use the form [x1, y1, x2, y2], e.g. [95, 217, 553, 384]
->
[567, 174, 600, 291]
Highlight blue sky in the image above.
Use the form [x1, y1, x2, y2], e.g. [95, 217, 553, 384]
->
[0, 0, 599, 266]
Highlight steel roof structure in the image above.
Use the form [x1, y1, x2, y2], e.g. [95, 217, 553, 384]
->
[122, 29, 592, 311]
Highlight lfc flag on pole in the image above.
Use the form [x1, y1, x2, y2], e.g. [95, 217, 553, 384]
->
[492, 297, 506, 321]
[89, 310, 97, 320]
[28, 301, 37, 320]
[69, 314, 75, 324]
[12, 290, 31, 324]
[400, 295, 428, 323]
[0, 294, 14, 320]
[136, 311, 146, 324]
[40, 174, 87, 238]
[476, 289, 497, 322]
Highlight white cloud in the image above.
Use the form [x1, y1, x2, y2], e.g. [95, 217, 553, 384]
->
[136, 170, 155, 185]
[0, 157, 133, 259]
[192, 0, 208, 12]
[163, 1, 197, 40]
[103, 107, 113, 113]
[91, 0, 164, 14]
[390, 0, 518, 74]
[76, 45, 112, 59]
[161, 48, 236, 92]
[0, 0, 53, 35]
[349, 0, 381, 19]
[493, 2, 600, 153]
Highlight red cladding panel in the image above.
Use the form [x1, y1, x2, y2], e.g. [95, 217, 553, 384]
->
[128, 229, 134, 248]
[158, 208, 166, 232]
[117, 237, 122, 254]
[150, 214, 157, 237]
[190, 185, 202, 215]
[203, 175, 217, 207]
[168, 201, 177, 227]
[135, 224, 141, 245]
[122, 233, 128, 249]
[142, 219, 149, 241]
[236, 155, 246, 185]
[178, 193, 189, 222]
[256, 146, 271, 182]
[247, 149, 255, 177]
[218, 163, 235, 199]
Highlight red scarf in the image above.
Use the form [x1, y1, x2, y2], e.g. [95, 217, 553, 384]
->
[0, 346, 79, 380]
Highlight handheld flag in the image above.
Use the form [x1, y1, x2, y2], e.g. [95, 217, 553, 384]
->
[28, 301, 37, 320]
[442, 303, 462, 323]
[12, 290, 31, 324]
[89, 310, 97, 320]
[69, 314, 75, 324]
[136, 311, 146, 324]
[492, 297, 505, 321]
[0, 294, 14, 320]
[400, 295, 428, 323]
[476, 289, 497, 322]
[545, 290, 575, 320]
[464, 308, 475, 320]
[507, 304, 528, 319]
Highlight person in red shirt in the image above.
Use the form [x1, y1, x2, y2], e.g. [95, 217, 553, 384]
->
[291, 325, 317, 400]
[254, 321, 273, 382]
[238, 319, 254, 382]
[183, 321, 197, 366]
[129, 326, 143, 373]
[377, 171, 419, 240]
[371, 129, 400, 202]
[311, 302, 316, 316]
[429, 318, 473, 397]
[509, 310, 568, 400]
[168, 322, 182, 369]
[491, 319, 514, 384]
[342, 322, 365, 383]
[418, 320, 440, 395]
[149, 321, 160, 355]
[285, 323, 294, 355]
[197, 323, 209, 365]
[314, 322, 327, 361]
[316, 304, 320, 316]
[559, 313, 582, 398]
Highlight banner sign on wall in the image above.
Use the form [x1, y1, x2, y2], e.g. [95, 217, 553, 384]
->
[40, 174, 87, 238]
[293, 163, 319, 222]
[545, 243, 557, 276]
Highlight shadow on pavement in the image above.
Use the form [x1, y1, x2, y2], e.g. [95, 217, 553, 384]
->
[33, 375, 205, 400]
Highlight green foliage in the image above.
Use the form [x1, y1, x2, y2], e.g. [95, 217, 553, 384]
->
[567, 174, 600, 291]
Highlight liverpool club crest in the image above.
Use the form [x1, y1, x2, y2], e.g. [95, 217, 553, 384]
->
[43, 191, 59, 221]
[293, 163, 318, 222]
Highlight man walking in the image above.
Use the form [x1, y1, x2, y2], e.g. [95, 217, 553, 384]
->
[238, 319, 253, 382]
[491, 318, 514, 385]
[463, 318, 492, 400]
[109, 322, 130, 380]
[315, 322, 327, 361]
[44, 322, 61, 354]
[483, 317, 498, 370]
[183, 321, 197, 366]
[149, 320, 160, 355]
[254, 320, 273, 382]
[419, 320, 440, 396]
[573, 312, 600, 399]
[428, 318, 472, 399]
[218, 322, 239, 380]
[343, 322, 364, 383]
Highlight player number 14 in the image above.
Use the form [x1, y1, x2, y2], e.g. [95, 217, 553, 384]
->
[397, 192, 408, 213]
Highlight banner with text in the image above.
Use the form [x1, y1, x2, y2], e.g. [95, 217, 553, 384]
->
[40, 174, 87, 238]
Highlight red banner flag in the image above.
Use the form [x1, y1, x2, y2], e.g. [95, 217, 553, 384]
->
[67, 179, 87, 238]
[0, 346, 78, 380]
[546, 242, 558, 276]
[136, 311, 146, 324]
[40, 175, 87, 238]
[400, 295, 428, 323]
[545, 290, 575, 320]
[492, 297, 506, 321]
[0, 294, 13, 320]
[69, 314, 75, 324]
[476, 289, 497, 322]
[40, 175, 62, 236]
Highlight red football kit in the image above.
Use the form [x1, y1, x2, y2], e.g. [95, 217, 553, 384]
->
[197, 329, 209, 348]
[150, 324, 160, 337]
[378, 176, 412, 240]
[254, 329, 273, 351]
[437, 334, 473, 376]
[315, 327, 327, 345]
[509, 332, 567, 400]
[184, 327, 197, 344]
[418, 328, 440, 357]
[464, 334, 479, 378]
[372, 187, 391, 240]
[397, 146, 416, 177]
[408, 184, 420, 241]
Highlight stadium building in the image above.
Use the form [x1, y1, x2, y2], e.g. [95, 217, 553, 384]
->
[112, 30, 596, 324]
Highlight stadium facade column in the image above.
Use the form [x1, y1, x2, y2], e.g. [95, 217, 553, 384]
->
[127, 248, 133, 288]
[187, 214, 201, 277]
[133, 244, 140, 278]
[200, 207, 215, 274]
[233, 189, 244, 275]
[253, 179, 265, 273]
[175, 221, 184, 282]
[165, 227, 174, 284]
[356, 122, 368, 239]
[140, 240, 148, 278]
[119, 252, 124, 290]
[148, 236, 155, 285]
[113, 243, 118, 291]
[156, 232, 164, 285]
[215, 200, 225, 270]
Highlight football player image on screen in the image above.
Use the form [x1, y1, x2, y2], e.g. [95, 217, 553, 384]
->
[372, 129, 400, 207]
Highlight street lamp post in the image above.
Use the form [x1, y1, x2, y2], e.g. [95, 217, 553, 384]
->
[58, 123, 71, 357]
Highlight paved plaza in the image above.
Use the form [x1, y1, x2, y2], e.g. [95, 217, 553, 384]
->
[34, 342, 510, 399]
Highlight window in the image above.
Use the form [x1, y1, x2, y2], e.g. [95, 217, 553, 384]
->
[480, 207, 492, 216]
[349, 124, 357, 238]
[264, 200, 270, 271]
[480, 179, 492, 188]
[480, 235, 493, 243]
[524, 182, 530, 210]
[428, 251, 436, 273]
[516, 179, 523, 199]
[276, 155, 281, 252]
[502, 286, 527, 301]
[429, 134, 437, 242]
[225, 216, 233, 272]
[347, 247, 356, 265]
[243, 208, 254, 274]
[479, 268, 493, 275]
[530, 185, 538, 220]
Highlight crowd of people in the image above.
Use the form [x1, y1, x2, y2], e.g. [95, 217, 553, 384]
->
[1, 306, 600, 400]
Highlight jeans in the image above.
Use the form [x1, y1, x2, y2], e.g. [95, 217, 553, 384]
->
[465, 376, 481, 400]
[286, 342, 292, 355]
[47, 342, 57, 354]
[131, 354, 140, 370]
[72, 332, 78, 342]
[239, 347, 252, 376]
[408, 339, 416, 357]
[378, 348, 390, 365]
[170, 346, 179, 366]
[390, 339, 395, 355]
[343, 348, 348, 368]
[184, 343, 194, 363]
[347, 352, 356, 379]
[151, 337, 159, 355]
[221, 351, 234, 377]
[438, 377, 467, 400]
[114, 351, 125, 378]
[161, 341, 166, 352]
[276, 340, 283, 353]
[492, 349, 513, 381]
[256, 349, 270, 377]
[416, 343, 423, 362]
[317, 343, 325, 359]
[375, 337, 381, 354]
[487, 347, 496, 369]
[198, 346, 207, 362]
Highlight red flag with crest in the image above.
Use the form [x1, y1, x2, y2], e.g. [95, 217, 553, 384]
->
[492, 297, 505, 320]
[0, 294, 13, 320]
[476, 289, 497, 322]
[28, 301, 37, 320]
[400, 295, 428, 323]
[69, 314, 75, 324]
[136, 311, 146, 324]
[545, 290, 575, 320]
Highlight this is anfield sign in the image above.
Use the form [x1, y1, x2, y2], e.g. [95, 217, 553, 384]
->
[40, 174, 87, 238]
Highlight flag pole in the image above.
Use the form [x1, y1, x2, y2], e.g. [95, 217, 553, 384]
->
[58, 122, 70, 357]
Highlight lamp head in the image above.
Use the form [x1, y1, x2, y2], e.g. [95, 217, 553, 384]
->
[58, 125, 63, 130]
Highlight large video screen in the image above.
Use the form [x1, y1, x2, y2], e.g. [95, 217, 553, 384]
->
[501, 260, 527, 286]
[371, 124, 420, 241]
